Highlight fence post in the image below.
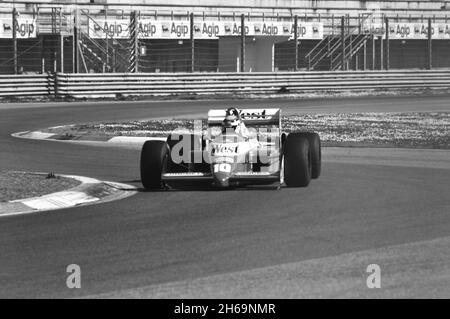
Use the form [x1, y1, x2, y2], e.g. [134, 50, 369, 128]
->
[428, 17, 432, 69]
[363, 40, 367, 70]
[240, 14, 245, 72]
[12, 8, 18, 74]
[294, 15, 298, 71]
[190, 12, 195, 72]
[371, 34, 375, 70]
[53, 72, 58, 98]
[113, 50, 116, 73]
[380, 36, 384, 70]
[348, 15, 352, 70]
[53, 51, 57, 73]
[341, 16, 345, 70]
[129, 10, 139, 73]
[59, 10, 64, 72]
[40, 35, 45, 73]
[73, 9, 79, 73]
[385, 17, 389, 70]
[105, 10, 109, 71]
[328, 35, 332, 70]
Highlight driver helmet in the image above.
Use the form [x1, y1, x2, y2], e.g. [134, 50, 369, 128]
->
[223, 107, 241, 129]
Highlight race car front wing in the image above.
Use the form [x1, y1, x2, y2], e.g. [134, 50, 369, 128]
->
[161, 172, 280, 184]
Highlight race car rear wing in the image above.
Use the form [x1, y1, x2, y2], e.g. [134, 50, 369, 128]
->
[208, 108, 281, 127]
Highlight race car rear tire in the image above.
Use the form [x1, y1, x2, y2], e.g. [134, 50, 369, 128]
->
[283, 133, 311, 187]
[140, 140, 169, 189]
[302, 132, 321, 179]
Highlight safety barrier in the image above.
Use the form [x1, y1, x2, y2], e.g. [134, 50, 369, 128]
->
[0, 74, 55, 97]
[2, 71, 450, 99]
[55, 70, 450, 98]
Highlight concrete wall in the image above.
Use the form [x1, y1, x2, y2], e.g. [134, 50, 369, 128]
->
[218, 36, 289, 72]
[2, 1, 449, 16]
[389, 39, 450, 69]
[274, 37, 450, 71]
[0, 35, 73, 74]
[4, 36, 449, 74]
[218, 37, 239, 72]
[7, 1, 448, 10]
[137, 39, 218, 72]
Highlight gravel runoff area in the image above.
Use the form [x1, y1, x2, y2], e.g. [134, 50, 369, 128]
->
[0, 171, 81, 202]
[44, 112, 450, 149]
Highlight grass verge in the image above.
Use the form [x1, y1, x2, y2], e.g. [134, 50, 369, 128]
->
[0, 172, 81, 202]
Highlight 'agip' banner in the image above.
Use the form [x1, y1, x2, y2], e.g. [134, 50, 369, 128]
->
[189, 21, 323, 39]
[88, 19, 323, 40]
[388, 23, 433, 39]
[138, 20, 191, 39]
[434, 24, 450, 39]
[88, 19, 130, 38]
[363, 21, 450, 39]
[0, 19, 37, 38]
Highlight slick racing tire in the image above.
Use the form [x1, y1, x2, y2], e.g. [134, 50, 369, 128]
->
[140, 140, 169, 189]
[283, 133, 311, 187]
[301, 132, 321, 179]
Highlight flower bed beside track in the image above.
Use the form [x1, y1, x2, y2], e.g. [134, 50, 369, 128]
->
[41, 112, 450, 149]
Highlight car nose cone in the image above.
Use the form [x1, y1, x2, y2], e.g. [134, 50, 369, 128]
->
[213, 172, 230, 187]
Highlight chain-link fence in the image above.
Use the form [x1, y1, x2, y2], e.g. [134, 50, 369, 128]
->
[1, 4, 450, 74]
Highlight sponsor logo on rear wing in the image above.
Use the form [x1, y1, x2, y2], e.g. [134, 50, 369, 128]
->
[208, 108, 281, 126]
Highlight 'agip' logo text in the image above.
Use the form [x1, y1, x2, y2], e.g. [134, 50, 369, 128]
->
[15, 20, 35, 37]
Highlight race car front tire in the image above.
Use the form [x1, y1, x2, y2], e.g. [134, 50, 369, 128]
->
[283, 133, 311, 187]
[302, 132, 321, 179]
[140, 140, 169, 189]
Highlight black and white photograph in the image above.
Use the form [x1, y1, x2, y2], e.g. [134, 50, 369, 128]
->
[0, 0, 449, 304]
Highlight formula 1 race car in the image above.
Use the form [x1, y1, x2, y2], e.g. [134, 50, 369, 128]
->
[140, 108, 321, 189]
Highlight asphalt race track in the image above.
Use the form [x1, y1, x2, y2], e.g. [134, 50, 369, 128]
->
[1, 95, 449, 298]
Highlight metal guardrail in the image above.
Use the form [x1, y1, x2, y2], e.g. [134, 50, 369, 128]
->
[3, 71, 450, 98]
[0, 73, 55, 97]
[55, 71, 450, 98]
